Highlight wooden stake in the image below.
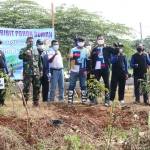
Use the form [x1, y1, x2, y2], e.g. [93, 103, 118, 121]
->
[51, 3, 54, 28]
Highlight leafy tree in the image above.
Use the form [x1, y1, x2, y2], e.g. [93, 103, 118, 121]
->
[0, 0, 51, 28]
[0, 1, 136, 61]
[54, 4, 135, 58]
[143, 36, 150, 51]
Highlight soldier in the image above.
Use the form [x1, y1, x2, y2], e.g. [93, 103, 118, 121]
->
[18, 37, 43, 107]
[36, 39, 50, 102]
[0, 40, 9, 106]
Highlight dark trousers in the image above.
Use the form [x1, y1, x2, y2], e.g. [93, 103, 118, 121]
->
[94, 69, 110, 100]
[110, 75, 126, 101]
[134, 74, 148, 103]
[40, 75, 49, 101]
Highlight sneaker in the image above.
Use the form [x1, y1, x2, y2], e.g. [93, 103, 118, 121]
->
[59, 100, 64, 103]
[120, 100, 125, 104]
[104, 102, 109, 106]
[133, 101, 140, 104]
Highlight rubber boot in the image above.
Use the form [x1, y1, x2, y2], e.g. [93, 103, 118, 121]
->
[81, 90, 87, 105]
[68, 90, 74, 104]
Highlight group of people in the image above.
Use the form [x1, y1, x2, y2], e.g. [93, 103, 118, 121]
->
[0, 34, 150, 107]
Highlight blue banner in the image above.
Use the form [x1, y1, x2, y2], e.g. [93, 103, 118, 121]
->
[0, 28, 55, 80]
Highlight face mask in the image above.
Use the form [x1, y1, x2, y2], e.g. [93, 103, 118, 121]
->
[86, 46, 91, 50]
[0, 45, 2, 49]
[53, 45, 59, 50]
[27, 42, 34, 47]
[137, 48, 142, 52]
[119, 49, 122, 53]
[38, 45, 44, 49]
[97, 40, 104, 45]
[78, 42, 84, 47]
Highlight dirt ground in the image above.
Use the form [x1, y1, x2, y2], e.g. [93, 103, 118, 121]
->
[0, 86, 150, 150]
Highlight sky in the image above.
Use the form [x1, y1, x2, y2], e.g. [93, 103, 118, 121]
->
[34, 0, 150, 40]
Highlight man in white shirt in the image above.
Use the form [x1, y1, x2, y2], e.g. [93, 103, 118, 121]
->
[48, 40, 64, 102]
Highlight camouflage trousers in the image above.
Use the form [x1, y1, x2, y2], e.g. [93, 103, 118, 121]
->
[23, 75, 40, 104]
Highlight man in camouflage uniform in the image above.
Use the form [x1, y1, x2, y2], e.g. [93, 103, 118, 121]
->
[18, 37, 43, 106]
[0, 40, 9, 106]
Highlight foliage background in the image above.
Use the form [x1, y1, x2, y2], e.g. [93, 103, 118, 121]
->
[0, 0, 149, 69]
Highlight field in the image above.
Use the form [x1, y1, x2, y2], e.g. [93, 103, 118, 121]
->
[0, 85, 150, 150]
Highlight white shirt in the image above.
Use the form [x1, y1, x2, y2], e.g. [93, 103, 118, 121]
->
[48, 50, 63, 69]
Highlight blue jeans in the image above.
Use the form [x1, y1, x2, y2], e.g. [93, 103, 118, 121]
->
[49, 70, 64, 101]
[68, 72, 87, 91]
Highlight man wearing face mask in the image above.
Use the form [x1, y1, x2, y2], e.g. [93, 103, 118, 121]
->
[0, 40, 9, 106]
[90, 34, 117, 106]
[130, 43, 150, 105]
[110, 43, 129, 104]
[48, 40, 64, 102]
[36, 39, 50, 102]
[67, 37, 90, 104]
[19, 37, 43, 107]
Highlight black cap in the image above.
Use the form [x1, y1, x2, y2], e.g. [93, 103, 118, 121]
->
[118, 43, 124, 47]
[113, 43, 118, 47]
[36, 39, 44, 45]
[143, 44, 146, 47]
[77, 37, 85, 41]
[0, 40, 2, 44]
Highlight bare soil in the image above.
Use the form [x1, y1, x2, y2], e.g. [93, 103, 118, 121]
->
[0, 86, 150, 150]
